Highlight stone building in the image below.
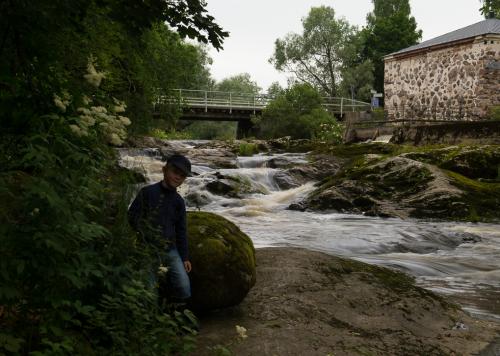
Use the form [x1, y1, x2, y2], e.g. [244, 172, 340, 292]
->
[384, 19, 500, 121]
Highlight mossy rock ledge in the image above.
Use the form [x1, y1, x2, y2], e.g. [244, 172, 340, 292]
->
[299, 144, 500, 222]
[186, 211, 256, 311]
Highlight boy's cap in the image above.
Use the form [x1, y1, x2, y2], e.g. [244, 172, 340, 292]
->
[167, 154, 192, 176]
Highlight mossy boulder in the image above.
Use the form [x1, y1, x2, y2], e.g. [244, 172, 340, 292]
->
[205, 173, 266, 198]
[301, 144, 500, 221]
[187, 211, 256, 311]
[403, 145, 500, 180]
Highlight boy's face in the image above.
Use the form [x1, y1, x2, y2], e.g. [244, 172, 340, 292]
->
[162, 164, 187, 189]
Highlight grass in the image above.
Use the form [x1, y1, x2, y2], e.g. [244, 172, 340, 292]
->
[238, 142, 259, 156]
[149, 128, 193, 140]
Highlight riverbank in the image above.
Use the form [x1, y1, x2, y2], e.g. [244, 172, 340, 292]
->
[194, 247, 500, 356]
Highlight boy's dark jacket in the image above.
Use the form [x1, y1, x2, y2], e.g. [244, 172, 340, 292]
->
[128, 181, 188, 261]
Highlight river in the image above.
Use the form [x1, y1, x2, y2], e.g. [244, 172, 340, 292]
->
[119, 140, 500, 322]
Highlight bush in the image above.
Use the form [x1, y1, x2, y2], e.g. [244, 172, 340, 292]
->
[183, 121, 237, 140]
[259, 83, 337, 140]
[150, 128, 193, 140]
[238, 142, 259, 156]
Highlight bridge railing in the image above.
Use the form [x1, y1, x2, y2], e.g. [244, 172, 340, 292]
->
[156, 89, 371, 115]
[322, 97, 372, 115]
[164, 89, 273, 114]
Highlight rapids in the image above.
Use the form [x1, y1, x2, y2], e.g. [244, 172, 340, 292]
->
[119, 141, 500, 321]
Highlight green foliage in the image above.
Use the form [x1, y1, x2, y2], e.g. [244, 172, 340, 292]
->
[0, 0, 226, 353]
[238, 142, 259, 156]
[150, 128, 193, 140]
[315, 121, 345, 144]
[267, 82, 285, 97]
[259, 83, 338, 140]
[480, 0, 500, 18]
[270, 6, 373, 99]
[215, 73, 262, 94]
[184, 121, 237, 140]
[360, 0, 422, 93]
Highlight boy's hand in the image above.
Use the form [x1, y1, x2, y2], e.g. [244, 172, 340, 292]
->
[184, 260, 192, 273]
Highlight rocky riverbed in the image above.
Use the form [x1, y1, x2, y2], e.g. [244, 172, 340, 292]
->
[194, 247, 500, 356]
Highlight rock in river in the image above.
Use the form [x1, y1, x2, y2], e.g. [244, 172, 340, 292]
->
[185, 212, 256, 311]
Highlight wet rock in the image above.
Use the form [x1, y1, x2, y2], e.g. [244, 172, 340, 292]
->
[268, 136, 291, 150]
[205, 173, 265, 198]
[189, 148, 238, 169]
[185, 192, 211, 208]
[125, 135, 169, 148]
[206, 180, 237, 197]
[273, 171, 300, 190]
[287, 202, 307, 211]
[267, 157, 292, 169]
[186, 212, 256, 311]
[308, 188, 354, 212]
[302, 153, 473, 220]
[403, 145, 500, 180]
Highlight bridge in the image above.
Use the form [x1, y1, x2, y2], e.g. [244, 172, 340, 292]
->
[155, 89, 371, 138]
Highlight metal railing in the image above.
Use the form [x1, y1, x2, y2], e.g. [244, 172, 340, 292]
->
[156, 89, 371, 115]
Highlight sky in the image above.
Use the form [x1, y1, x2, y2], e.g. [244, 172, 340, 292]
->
[204, 0, 484, 91]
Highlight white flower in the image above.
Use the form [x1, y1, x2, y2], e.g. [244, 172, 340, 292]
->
[109, 133, 123, 146]
[69, 124, 88, 137]
[54, 94, 67, 112]
[69, 124, 81, 135]
[82, 95, 92, 105]
[77, 107, 91, 115]
[83, 58, 106, 87]
[79, 115, 96, 127]
[92, 106, 107, 114]
[119, 116, 131, 126]
[157, 265, 169, 276]
[235, 325, 247, 339]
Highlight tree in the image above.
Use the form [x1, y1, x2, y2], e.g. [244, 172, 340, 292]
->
[480, 0, 500, 18]
[259, 83, 339, 139]
[215, 73, 261, 94]
[269, 6, 361, 98]
[339, 32, 375, 102]
[267, 82, 285, 97]
[361, 0, 422, 93]
[0, 0, 225, 353]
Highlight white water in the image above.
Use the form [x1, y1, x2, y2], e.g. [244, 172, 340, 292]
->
[119, 142, 500, 321]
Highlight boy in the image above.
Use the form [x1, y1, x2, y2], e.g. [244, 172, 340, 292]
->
[128, 154, 192, 301]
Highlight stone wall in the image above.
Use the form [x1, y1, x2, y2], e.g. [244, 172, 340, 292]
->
[384, 35, 500, 121]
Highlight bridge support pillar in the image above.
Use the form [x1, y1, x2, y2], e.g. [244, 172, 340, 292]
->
[236, 119, 255, 139]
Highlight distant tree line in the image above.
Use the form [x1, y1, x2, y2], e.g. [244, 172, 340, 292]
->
[269, 0, 422, 101]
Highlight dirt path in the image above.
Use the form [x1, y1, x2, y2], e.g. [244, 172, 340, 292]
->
[194, 247, 500, 355]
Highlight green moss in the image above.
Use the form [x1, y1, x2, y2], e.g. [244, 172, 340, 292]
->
[238, 142, 259, 156]
[187, 211, 256, 311]
[403, 145, 500, 180]
[323, 258, 452, 307]
[445, 170, 500, 222]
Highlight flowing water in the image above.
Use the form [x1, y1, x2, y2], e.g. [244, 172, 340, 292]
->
[119, 141, 500, 321]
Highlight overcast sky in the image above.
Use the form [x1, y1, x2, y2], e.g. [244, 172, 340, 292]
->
[204, 0, 484, 91]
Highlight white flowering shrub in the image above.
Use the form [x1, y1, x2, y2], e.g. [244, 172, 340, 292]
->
[54, 57, 131, 146]
[315, 119, 344, 144]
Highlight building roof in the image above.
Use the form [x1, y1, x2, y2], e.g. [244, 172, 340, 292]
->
[388, 18, 500, 57]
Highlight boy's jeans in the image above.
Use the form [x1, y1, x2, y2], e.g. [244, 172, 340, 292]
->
[150, 248, 191, 300]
